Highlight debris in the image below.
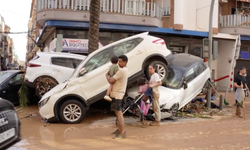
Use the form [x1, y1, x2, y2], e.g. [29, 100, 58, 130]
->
[20, 113, 37, 120]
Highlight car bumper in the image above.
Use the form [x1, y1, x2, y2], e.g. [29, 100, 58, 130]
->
[39, 103, 58, 123]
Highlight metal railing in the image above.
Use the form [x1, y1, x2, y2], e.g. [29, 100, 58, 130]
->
[37, 0, 171, 19]
[220, 14, 250, 27]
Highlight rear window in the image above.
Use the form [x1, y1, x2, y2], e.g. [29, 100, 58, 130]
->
[51, 57, 83, 69]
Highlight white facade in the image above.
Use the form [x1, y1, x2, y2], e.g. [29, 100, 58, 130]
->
[173, 0, 239, 91]
[174, 0, 219, 31]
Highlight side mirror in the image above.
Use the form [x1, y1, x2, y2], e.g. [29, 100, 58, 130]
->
[183, 81, 188, 89]
[79, 68, 87, 76]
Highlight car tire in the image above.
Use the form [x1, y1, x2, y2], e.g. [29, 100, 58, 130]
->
[35, 76, 58, 98]
[145, 61, 168, 81]
[0, 99, 15, 111]
[59, 100, 86, 124]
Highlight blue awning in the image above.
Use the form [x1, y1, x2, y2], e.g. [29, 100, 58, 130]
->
[240, 35, 250, 41]
[36, 20, 209, 44]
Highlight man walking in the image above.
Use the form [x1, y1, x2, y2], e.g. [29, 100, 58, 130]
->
[234, 67, 249, 118]
[106, 55, 128, 139]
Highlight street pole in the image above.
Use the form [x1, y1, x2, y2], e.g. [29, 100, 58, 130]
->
[207, 0, 215, 109]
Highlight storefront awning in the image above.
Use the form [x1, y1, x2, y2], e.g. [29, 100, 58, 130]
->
[237, 0, 250, 2]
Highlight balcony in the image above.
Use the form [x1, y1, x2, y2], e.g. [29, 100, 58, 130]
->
[36, 0, 171, 27]
[220, 14, 250, 36]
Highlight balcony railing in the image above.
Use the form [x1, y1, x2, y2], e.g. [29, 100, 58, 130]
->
[220, 14, 250, 27]
[37, 0, 171, 19]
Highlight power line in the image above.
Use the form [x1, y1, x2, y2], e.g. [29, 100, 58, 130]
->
[0, 29, 36, 34]
[0, 9, 29, 16]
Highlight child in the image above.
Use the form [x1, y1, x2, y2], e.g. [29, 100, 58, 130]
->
[137, 77, 153, 116]
[104, 56, 119, 102]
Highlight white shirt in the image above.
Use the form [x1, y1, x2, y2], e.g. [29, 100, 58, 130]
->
[149, 73, 161, 89]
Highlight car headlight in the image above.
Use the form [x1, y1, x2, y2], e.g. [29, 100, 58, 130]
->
[39, 97, 50, 108]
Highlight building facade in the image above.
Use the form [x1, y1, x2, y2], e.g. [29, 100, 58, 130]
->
[0, 15, 13, 71]
[220, 0, 250, 88]
[33, 0, 248, 91]
[26, 0, 40, 64]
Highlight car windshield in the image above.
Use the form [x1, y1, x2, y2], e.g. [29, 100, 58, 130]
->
[163, 67, 183, 89]
[0, 72, 15, 83]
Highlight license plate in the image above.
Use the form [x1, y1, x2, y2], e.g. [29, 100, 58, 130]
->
[0, 128, 15, 144]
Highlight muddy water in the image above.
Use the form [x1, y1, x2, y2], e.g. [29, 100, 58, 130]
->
[7, 93, 250, 150]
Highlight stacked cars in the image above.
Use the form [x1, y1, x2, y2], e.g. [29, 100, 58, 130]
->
[23, 32, 211, 124]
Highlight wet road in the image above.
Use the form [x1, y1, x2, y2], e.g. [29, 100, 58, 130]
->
[8, 93, 250, 150]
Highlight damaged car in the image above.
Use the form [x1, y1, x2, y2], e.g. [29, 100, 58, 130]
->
[25, 52, 86, 98]
[127, 53, 211, 118]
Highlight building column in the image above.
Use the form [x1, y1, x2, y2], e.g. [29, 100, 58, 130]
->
[173, 0, 184, 30]
[56, 34, 63, 52]
[212, 0, 219, 34]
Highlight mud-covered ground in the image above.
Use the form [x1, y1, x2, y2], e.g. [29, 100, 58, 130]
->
[8, 92, 250, 150]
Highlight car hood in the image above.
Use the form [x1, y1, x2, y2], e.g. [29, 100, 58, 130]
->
[39, 81, 68, 102]
[127, 86, 179, 107]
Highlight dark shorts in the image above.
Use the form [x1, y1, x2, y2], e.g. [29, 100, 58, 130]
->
[111, 99, 123, 111]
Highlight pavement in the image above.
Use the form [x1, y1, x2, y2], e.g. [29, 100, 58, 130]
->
[7, 92, 250, 150]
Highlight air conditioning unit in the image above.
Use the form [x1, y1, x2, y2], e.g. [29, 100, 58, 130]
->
[221, 0, 228, 3]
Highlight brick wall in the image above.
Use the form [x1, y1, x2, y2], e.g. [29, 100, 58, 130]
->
[162, 0, 174, 28]
[221, 0, 237, 15]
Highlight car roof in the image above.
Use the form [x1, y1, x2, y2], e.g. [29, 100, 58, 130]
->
[169, 53, 203, 72]
[37, 52, 86, 59]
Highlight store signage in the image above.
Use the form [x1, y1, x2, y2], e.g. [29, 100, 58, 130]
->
[62, 39, 103, 52]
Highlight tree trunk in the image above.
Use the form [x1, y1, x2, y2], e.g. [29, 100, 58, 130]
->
[88, 0, 100, 54]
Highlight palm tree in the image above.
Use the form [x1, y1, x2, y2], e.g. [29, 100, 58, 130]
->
[88, 0, 100, 54]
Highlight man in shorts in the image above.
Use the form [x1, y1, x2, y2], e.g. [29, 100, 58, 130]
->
[106, 55, 128, 139]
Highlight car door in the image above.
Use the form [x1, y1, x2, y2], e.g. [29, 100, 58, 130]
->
[78, 49, 111, 100]
[51, 57, 82, 83]
[111, 38, 146, 77]
[4, 73, 23, 104]
[181, 67, 197, 107]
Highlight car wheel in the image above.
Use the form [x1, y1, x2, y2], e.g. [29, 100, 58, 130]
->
[0, 99, 15, 111]
[59, 100, 86, 124]
[35, 76, 58, 98]
[170, 103, 179, 116]
[145, 61, 168, 81]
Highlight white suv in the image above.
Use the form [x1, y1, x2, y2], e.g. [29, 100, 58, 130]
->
[25, 52, 86, 97]
[38, 32, 173, 124]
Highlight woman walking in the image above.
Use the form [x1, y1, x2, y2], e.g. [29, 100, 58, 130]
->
[148, 64, 162, 126]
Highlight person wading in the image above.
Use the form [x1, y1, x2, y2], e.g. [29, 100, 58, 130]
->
[106, 55, 128, 139]
[148, 64, 162, 126]
[234, 67, 249, 118]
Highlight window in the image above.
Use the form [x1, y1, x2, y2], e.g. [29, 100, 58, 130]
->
[184, 68, 196, 83]
[111, 38, 143, 56]
[9, 73, 23, 84]
[163, 67, 183, 89]
[84, 49, 110, 73]
[51, 57, 83, 69]
[194, 63, 205, 76]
